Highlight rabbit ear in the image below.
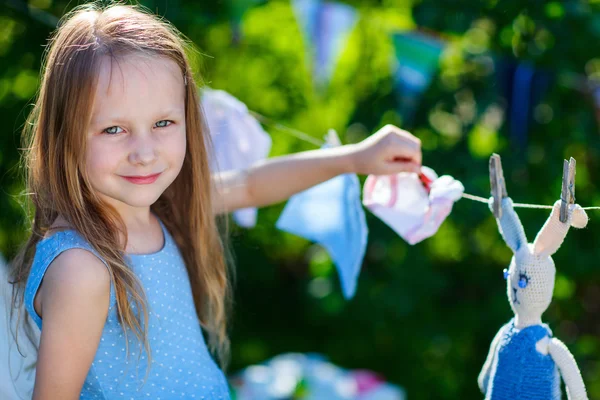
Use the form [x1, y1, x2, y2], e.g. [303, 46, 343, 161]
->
[490, 197, 528, 253]
[532, 201, 587, 257]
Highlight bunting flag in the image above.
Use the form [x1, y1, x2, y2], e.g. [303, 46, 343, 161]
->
[391, 31, 445, 125]
[592, 82, 600, 129]
[202, 88, 272, 228]
[392, 32, 444, 125]
[509, 63, 535, 147]
[276, 131, 368, 299]
[227, 0, 266, 43]
[496, 59, 553, 147]
[292, 0, 358, 87]
[363, 167, 463, 245]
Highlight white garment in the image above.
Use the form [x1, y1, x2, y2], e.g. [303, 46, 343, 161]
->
[363, 167, 464, 245]
[1, 255, 38, 400]
[202, 88, 272, 227]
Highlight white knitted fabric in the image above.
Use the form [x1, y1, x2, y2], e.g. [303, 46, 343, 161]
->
[484, 197, 589, 399]
[493, 199, 587, 324]
[548, 338, 588, 400]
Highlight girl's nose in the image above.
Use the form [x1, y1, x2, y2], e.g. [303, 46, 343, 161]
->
[129, 136, 158, 166]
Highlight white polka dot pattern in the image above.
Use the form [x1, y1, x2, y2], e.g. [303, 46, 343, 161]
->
[24, 220, 231, 399]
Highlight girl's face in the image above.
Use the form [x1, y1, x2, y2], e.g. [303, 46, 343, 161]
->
[86, 54, 187, 216]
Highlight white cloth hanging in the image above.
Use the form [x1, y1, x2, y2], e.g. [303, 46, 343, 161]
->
[363, 167, 464, 245]
[202, 88, 272, 227]
[1, 255, 38, 400]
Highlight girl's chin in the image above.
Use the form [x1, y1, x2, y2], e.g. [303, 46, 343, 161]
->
[101, 191, 164, 210]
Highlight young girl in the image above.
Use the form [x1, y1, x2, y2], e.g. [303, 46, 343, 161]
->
[8, 3, 421, 399]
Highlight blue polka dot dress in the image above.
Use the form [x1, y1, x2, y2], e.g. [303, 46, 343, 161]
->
[24, 219, 231, 399]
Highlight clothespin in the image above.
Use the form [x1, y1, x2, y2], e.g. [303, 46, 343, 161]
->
[325, 129, 342, 147]
[559, 157, 576, 223]
[489, 153, 508, 218]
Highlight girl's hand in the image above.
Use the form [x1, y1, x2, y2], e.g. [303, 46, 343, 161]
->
[348, 124, 422, 176]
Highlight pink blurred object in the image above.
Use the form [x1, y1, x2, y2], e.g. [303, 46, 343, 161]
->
[363, 167, 464, 245]
[352, 370, 385, 394]
[230, 352, 405, 400]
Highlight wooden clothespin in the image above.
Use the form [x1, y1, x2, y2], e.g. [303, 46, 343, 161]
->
[489, 153, 508, 218]
[559, 157, 576, 223]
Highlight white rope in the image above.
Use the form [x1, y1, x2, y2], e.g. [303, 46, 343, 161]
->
[461, 193, 600, 211]
[250, 111, 325, 147]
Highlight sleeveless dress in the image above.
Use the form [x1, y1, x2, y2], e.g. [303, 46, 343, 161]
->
[485, 318, 561, 400]
[24, 219, 231, 399]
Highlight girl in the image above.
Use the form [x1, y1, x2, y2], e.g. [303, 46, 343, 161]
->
[8, 2, 421, 399]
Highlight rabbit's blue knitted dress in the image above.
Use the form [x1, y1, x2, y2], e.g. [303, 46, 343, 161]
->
[485, 318, 560, 400]
[24, 219, 231, 399]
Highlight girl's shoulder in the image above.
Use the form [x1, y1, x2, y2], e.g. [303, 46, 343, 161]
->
[25, 222, 116, 329]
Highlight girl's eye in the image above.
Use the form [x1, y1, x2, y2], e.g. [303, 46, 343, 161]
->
[518, 273, 529, 289]
[103, 126, 123, 135]
[101, 121, 172, 134]
[155, 120, 173, 128]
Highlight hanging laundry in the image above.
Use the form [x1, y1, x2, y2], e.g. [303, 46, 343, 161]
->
[391, 31, 445, 125]
[363, 167, 463, 245]
[0, 255, 38, 399]
[227, 0, 265, 43]
[495, 59, 553, 147]
[292, 0, 357, 88]
[509, 63, 535, 147]
[591, 83, 600, 129]
[276, 131, 368, 299]
[202, 88, 272, 228]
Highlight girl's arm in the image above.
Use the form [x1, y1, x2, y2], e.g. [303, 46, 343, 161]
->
[212, 125, 421, 214]
[32, 249, 111, 400]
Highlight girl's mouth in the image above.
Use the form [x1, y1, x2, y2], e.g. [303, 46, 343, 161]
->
[121, 172, 162, 185]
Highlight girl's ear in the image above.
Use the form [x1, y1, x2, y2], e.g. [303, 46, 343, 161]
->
[490, 197, 528, 253]
[532, 201, 588, 257]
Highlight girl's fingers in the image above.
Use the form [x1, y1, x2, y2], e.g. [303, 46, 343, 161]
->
[389, 144, 421, 166]
[383, 160, 420, 174]
[388, 134, 422, 165]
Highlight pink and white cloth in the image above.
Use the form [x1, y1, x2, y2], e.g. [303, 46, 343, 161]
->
[363, 167, 464, 245]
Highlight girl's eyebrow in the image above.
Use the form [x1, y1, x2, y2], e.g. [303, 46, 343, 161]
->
[91, 108, 185, 126]
[159, 107, 185, 117]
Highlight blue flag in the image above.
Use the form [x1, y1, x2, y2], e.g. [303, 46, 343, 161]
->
[276, 134, 368, 299]
[292, 0, 357, 88]
[392, 31, 445, 125]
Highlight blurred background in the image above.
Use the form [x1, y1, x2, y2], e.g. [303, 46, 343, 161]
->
[1, 0, 600, 398]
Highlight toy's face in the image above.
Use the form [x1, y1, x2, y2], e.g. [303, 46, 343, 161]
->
[506, 245, 555, 319]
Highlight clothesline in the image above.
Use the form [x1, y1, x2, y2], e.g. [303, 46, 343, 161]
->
[249, 111, 326, 147]
[461, 193, 600, 210]
[7, 0, 600, 211]
[252, 111, 600, 211]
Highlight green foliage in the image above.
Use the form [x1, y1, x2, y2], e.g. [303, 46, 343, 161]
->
[1, 0, 599, 398]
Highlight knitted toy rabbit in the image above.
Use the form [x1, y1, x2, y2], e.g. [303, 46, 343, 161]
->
[478, 198, 589, 400]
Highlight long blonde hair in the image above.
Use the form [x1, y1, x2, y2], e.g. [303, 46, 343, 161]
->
[9, 2, 232, 370]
